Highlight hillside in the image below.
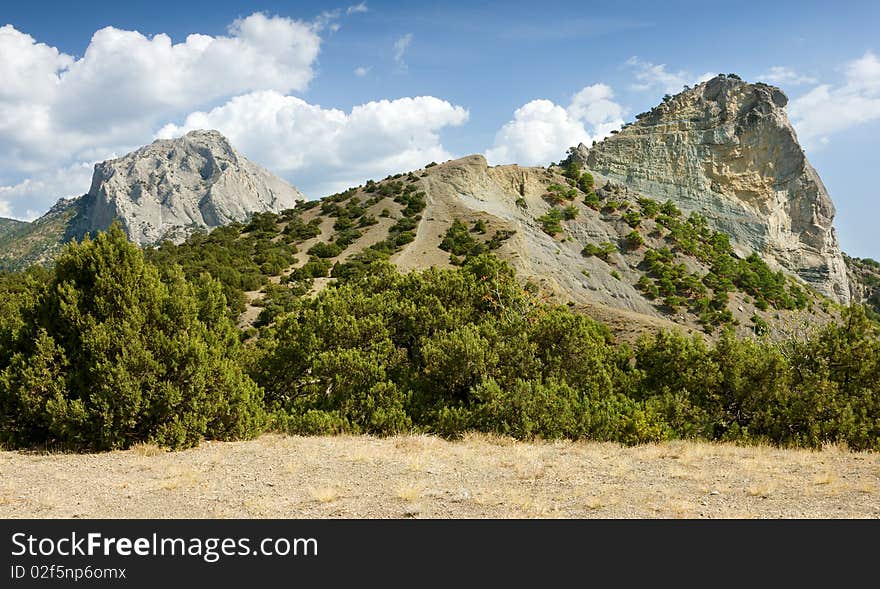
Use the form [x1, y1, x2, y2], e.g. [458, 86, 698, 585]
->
[3, 163, 878, 453]
[0, 199, 79, 270]
[145, 153, 833, 342]
[0, 218, 27, 240]
[0, 76, 853, 340]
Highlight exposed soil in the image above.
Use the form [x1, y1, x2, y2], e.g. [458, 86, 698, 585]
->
[1, 434, 877, 519]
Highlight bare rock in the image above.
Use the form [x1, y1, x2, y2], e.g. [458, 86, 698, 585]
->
[73, 130, 304, 246]
[572, 74, 850, 303]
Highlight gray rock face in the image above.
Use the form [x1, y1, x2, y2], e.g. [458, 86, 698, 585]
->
[75, 130, 304, 246]
[567, 75, 850, 303]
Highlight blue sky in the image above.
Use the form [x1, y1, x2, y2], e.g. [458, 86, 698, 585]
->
[1, 0, 878, 258]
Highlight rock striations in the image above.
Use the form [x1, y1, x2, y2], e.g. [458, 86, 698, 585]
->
[71, 130, 304, 246]
[566, 74, 850, 303]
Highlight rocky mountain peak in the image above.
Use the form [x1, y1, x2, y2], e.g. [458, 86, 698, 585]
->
[566, 74, 850, 303]
[72, 129, 304, 246]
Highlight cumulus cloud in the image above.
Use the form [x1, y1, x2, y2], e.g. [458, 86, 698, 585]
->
[354, 65, 371, 77]
[0, 162, 95, 220]
[157, 91, 469, 197]
[568, 84, 626, 138]
[0, 15, 321, 167]
[485, 84, 625, 166]
[0, 14, 325, 219]
[625, 56, 714, 94]
[347, 3, 368, 14]
[789, 51, 880, 147]
[393, 33, 413, 70]
[758, 66, 817, 87]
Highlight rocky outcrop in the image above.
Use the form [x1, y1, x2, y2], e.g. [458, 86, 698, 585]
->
[566, 74, 850, 303]
[71, 130, 304, 246]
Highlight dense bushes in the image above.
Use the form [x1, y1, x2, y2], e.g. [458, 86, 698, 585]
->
[1, 224, 877, 452]
[247, 253, 880, 450]
[249, 254, 663, 441]
[628, 312, 880, 449]
[0, 224, 264, 450]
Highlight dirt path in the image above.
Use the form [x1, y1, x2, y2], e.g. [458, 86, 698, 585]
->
[0, 434, 877, 519]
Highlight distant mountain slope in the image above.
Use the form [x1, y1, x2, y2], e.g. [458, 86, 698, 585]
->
[0, 218, 27, 240]
[0, 200, 79, 270]
[846, 254, 880, 317]
[0, 130, 304, 270]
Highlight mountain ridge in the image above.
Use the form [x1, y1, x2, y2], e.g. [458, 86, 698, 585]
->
[1, 76, 868, 335]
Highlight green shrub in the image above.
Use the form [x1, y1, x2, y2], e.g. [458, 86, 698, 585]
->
[581, 241, 617, 261]
[625, 230, 644, 249]
[578, 172, 595, 194]
[440, 219, 486, 261]
[637, 197, 660, 218]
[307, 241, 344, 258]
[0, 224, 264, 450]
[623, 210, 642, 228]
[471, 378, 582, 439]
[544, 184, 578, 205]
[272, 409, 351, 435]
[750, 314, 768, 336]
[537, 209, 564, 236]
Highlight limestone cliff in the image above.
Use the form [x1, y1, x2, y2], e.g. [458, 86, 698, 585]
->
[566, 74, 850, 303]
[71, 130, 304, 246]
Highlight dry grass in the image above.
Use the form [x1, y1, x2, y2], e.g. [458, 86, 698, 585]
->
[309, 487, 340, 503]
[159, 467, 200, 491]
[130, 442, 164, 457]
[747, 481, 778, 499]
[813, 471, 836, 486]
[395, 483, 425, 503]
[0, 435, 877, 518]
[584, 496, 604, 510]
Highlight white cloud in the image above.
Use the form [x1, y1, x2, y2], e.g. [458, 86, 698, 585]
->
[354, 65, 371, 77]
[157, 91, 469, 197]
[0, 199, 11, 218]
[485, 84, 625, 166]
[758, 66, 817, 87]
[0, 162, 95, 220]
[0, 14, 322, 218]
[789, 51, 880, 147]
[625, 56, 714, 94]
[393, 33, 413, 69]
[313, 3, 367, 33]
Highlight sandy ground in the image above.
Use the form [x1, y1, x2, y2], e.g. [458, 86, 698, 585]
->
[0, 434, 877, 519]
